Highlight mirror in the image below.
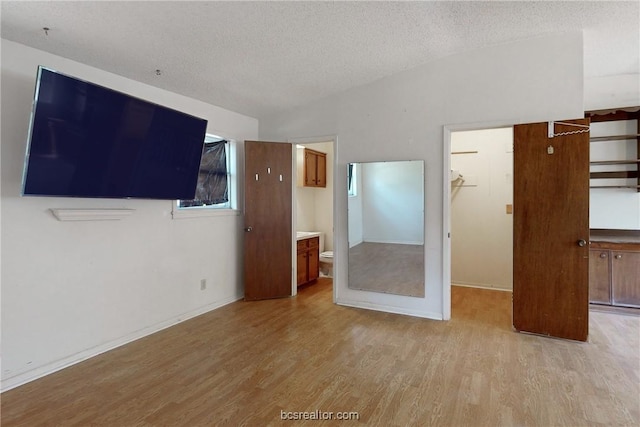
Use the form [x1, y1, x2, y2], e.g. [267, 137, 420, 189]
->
[347, 160, 425, 297]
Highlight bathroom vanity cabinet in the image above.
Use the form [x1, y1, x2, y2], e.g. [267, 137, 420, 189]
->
[589, 230, 640, 308]
[299, 148, 326, 188]
[297, 236, 319, 286]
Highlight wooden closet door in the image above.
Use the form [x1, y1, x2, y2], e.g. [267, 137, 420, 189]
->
[513, 119, 590, 341]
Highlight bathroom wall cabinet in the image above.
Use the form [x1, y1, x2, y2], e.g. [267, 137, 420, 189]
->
[301, 148, 327, 187]
[297, 236, 319, 286]
[589, 240, 640, 308]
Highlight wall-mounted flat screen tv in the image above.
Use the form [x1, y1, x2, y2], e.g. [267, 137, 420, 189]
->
[21, 66, 207, 200]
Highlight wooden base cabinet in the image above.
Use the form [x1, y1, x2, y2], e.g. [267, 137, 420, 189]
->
[589, 243, 640, 308]
[589, 249, 611, 304]
[611, 251, 640, 307]
[297, 237, 319, 286]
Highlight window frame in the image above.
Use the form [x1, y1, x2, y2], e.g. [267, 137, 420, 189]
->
[348, 162, 357, 197]
[172, 135, 239, 219]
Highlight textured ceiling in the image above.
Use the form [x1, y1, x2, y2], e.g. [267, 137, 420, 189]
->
[1, 1, 639, 119]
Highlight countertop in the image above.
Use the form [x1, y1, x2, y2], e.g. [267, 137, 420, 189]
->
[590, 229, 640, 245]
[296, 231, 321, 241]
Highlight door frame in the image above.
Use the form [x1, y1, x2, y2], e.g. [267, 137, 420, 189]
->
[288, 134, 338, 301]
[443, 119, 524, 320]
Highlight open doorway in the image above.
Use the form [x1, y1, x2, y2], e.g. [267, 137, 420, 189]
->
[291, 138, 335, 295]
[449, 127, 514, 320]
[446, 119, 593, 341]
[450, 128, 514, 292]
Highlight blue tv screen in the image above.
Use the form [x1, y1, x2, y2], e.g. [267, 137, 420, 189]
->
[21, 66, 207, 200]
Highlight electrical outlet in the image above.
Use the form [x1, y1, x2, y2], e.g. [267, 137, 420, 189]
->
[200, 279, 207, 290]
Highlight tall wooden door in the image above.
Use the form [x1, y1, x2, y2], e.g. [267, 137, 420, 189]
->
[244, 141, 292, 300]
[513, 119, 590, 341]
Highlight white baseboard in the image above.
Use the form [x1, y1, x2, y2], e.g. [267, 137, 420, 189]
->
[452, 282, 512, 292]
[1, 293, 243, 392]
[362, 239, 424, 245]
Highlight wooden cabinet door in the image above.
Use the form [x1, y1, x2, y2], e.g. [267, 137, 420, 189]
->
[296, 250, 308, 286]
[304, 151, 317, 186]
[302, 149, 327, 187]
[316, 153, 326, 187]
[308, 246, 319, 281]
[589, 249, 611, 304]
[296, 237, 319, 286]
[611, 251, 640, 307]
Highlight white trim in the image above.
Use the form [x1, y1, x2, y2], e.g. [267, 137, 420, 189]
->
[332, 137, 339, 305]
[291, 140, 297, 297]
[0, 293, 243, 392]
[289, 134, 337, 145]
[50, 208, 135, 221]
[443, 126, 452, 320]
[336, 300, 443, 320]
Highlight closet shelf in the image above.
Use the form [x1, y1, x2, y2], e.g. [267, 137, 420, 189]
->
[590, 171, 638, 179]
[590, 159, 640, 165]
[590, 185, 640, 189]
[590, 134, 640, 142]
[586, 107, 640, 192]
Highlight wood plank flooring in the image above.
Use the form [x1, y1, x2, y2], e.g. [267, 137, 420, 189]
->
[2, 281, 639, 426]
[348, 242, 425, 297]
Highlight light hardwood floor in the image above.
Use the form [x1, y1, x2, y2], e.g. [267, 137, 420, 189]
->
[2, 281, 639, 426]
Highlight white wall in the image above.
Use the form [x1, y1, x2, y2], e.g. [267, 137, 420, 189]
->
[451, 128, 513, 290]
[1, 40, 258, 391]
[584, 74, 640, 112]
[295, 141, 334, 252]
[361, 161, 424, 245]
[260, 32, 585, 319]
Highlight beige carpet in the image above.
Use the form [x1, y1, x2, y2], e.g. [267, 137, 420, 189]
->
[348, 241, 425, 297]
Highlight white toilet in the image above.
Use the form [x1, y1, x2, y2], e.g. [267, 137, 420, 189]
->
[319, 251, 333, 277]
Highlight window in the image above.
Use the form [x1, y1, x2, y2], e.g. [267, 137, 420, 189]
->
[173, 135, 238, 219]
[348, 163, 357, 196]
